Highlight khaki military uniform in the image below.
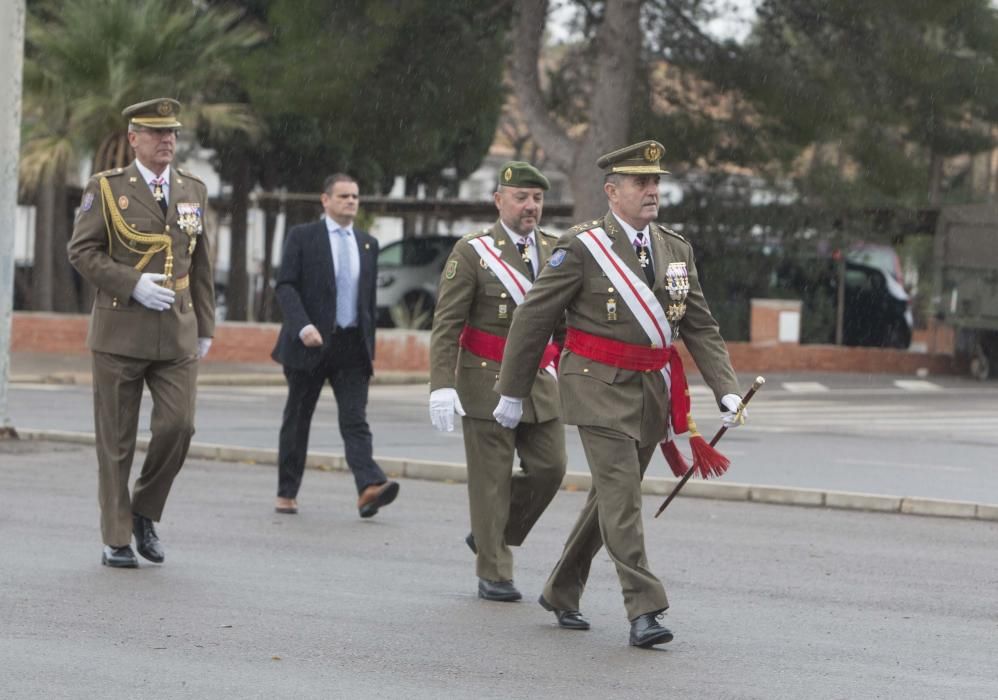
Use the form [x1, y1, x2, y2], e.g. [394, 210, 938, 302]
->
[68, 161, 215, 547]
[497, 211, 738, 619]
[430, 221, 567, 582]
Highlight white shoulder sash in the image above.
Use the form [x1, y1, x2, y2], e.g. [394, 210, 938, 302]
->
[467, 236, 531, 305]
[577, 227, 672, 348]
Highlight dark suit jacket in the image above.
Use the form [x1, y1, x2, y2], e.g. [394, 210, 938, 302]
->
[271, 219, 379, 372]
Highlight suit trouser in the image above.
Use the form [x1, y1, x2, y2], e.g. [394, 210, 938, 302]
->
[462, 415, 567, 582]
[92, 351, 198, 547]
[277, 328, 385, 499]
[541, 425, 668, 620]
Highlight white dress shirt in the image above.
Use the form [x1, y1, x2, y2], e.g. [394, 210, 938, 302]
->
[615, 216, 653, 268]
[500, 221, 538, 276]
[134, 161, 171, 207]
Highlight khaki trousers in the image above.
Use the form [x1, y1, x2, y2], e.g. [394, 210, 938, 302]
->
[462, 415, 567, 581]
[541, 425, 668, 620]
[92, 351, 198, 546]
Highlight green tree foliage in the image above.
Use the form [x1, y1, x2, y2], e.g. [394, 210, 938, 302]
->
[734, 0, 998, 207]
[242, 0, 511, 196]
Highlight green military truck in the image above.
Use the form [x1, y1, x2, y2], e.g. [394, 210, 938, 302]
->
[933, 204, 998, 380]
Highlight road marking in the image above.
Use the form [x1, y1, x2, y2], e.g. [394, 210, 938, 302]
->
[782, 382, 829, 393]
[893, 380, 943, 392]
[834, 457, 969, 473]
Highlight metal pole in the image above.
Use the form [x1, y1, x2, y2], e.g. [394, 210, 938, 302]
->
[0, 0, 27, 437]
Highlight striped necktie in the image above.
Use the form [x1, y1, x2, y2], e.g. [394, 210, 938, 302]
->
[635, 231, 654, 286]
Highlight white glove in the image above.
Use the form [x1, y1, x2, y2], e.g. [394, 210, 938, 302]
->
[429, 388, 465, 432]
[720, 393, 747, 428]
[197, 337, 212, 360]
[493, 395, 523, 430]
[131, 273, 175, 311]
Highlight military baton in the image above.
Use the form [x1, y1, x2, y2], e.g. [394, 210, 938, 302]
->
[654, 376, 766, 518]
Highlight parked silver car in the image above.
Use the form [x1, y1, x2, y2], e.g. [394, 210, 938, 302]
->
[376, 235, 460, 329]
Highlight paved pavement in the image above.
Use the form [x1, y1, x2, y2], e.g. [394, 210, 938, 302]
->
[7, 350, 998, 518]
[2, 439, 997, 699]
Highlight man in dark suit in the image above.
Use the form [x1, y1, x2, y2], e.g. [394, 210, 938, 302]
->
[271, 173, 399, 518]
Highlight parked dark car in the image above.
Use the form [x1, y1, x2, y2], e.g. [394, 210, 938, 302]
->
[376, 235, 460, 329]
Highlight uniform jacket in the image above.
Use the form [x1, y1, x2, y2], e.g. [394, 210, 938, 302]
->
[271, 219, 379, 372]
[67, 161, 215, 360]
[497, 211, 739, 445]
[430, 221, 563, 422]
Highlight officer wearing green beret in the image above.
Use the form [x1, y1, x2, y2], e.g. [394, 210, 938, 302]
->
[494, 141, 746, 646]
[430, 160, 567, 602]
[68, 98, 215, 569]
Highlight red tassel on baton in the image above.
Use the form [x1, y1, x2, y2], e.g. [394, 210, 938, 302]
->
[655, 376, 766, 517]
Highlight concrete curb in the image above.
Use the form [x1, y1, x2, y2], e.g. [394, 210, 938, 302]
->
[8, 371, 429, 387]
[16, 428, 998, 523]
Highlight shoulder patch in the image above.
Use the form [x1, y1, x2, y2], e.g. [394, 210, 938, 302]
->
[80, 191, 95, 212]
[444, 259, 458, 279]
[548, 249, 567, 267]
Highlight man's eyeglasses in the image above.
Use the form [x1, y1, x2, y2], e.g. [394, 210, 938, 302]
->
[136, 127, 179, 139]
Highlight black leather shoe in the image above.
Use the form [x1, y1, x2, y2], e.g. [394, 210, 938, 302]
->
[465, 532, 477, 554]
[629, 612, 674, 648]
[101, 545, 138, 568]
[132, 514, 165, 563]
[477, 578, 522, 602]
[538, 594, 590, 630]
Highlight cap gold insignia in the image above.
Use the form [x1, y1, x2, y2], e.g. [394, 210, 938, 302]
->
[644, 144, 662, 162]
[503, 167, 513, 182]
[157, 101, 172, 116]
[118, 195, 129, 210]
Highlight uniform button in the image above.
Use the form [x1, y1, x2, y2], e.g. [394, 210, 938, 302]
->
[608, 287, 614, 293]
[500, 293, 507, 298]
[112, 299, 118, 307]
[165, 225, 170, 231]
[583, 368, 589, 373]
[480, 361, 487, 367]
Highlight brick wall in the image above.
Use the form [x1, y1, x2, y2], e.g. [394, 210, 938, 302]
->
[10, 312, 961, 375]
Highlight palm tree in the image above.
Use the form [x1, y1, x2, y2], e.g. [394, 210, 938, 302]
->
[20, 0, 264, 310]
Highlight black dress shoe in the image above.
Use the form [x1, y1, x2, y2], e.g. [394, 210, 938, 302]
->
[629, 611, 674, 648]
[538, 594, 591, 630]
[477, 577, 522, 602]
[132, 513, 165, 563]
[101, 545, 138, 568]
[465, 532, 477, 554]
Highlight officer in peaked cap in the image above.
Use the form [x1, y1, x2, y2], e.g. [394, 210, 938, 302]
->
[122, 97, 184, 129]
[67, 98, 215, 569]
[595, 139, 670, 175]
[493, 140, 746, 647]
[430, 160, 567, 603]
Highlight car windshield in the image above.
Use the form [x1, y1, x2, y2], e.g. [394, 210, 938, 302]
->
[378, 238, 455, 267]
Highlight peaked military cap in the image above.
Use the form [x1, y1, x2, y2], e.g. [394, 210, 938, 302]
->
[498, 161, 550, 190]
[596, 140, 669, 175]
[122, 98, 182, 129]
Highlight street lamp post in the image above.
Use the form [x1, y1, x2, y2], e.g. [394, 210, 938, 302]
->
[0, 0, 26, 438]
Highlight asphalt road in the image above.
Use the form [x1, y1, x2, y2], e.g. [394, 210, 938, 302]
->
[8, 372, 998, 503]
[1, 440, 997, 699]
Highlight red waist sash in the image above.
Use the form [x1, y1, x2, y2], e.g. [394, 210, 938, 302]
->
[459, 325, 561, 371]
[563, 327, 690, 434]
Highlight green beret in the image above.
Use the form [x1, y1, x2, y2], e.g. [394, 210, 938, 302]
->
[596, 140, 669, 175]
[498, 161, 550, 190]
[122, 98, 182, 129]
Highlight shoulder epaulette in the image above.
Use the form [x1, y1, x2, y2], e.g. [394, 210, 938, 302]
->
[538, 227, 560, 240]
[567, 218, 601, 234]
[657, 223, 688, 243]
[461, 228, 491, 242]
[175, 167, 205, 184]
[93, 167, 125, 179]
